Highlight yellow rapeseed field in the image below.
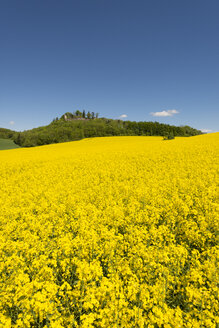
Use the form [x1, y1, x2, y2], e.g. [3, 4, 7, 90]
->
[0, 134, 218, 328]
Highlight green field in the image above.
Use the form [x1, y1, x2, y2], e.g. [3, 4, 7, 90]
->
[0, 138, 20, 150]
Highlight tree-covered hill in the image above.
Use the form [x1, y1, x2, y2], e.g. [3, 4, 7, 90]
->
[11, 111, 202, 147]
[0, 128, 15, 139]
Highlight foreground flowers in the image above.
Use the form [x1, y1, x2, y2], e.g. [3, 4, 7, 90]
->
[0, 134, 218, 327]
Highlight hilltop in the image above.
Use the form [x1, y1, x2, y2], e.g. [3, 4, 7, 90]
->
[2, 111, 203, 147]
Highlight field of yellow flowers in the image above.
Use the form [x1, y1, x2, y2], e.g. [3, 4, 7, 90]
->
[0, 134, 218, 328]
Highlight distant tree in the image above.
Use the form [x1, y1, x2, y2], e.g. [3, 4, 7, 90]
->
[14, 133, 21, 145]
[87, 111, 91, 119]
[82, 110, 86, 118]
[163, 132, 175, 140]
[75, 110, 82, 117]
[63, 112, 73, 120]
[95, 112, 99, 119]
[91, 112, 95, 119]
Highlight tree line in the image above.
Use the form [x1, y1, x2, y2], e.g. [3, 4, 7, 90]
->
[58, 110, 99, 120]
[0, 128, 15, 139]
[11, 112, 202, 147]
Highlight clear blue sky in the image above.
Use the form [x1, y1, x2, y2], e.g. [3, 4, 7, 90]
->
[0, 0, 218, 132]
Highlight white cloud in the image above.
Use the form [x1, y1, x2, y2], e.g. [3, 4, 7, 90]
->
[9, 121, 15, 125]
[200, 129, 212, 133]
[151, 109, 179, 117]
[119, 114, 128, 118]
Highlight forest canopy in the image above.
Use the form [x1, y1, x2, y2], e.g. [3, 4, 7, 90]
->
[2, 111, 203, 147]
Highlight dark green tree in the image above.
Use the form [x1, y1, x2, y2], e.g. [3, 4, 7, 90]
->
[75, 110, 82, 117]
